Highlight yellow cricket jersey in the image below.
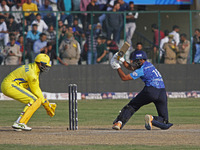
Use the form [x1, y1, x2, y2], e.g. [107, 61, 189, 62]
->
[22, 3, 38, 17]
[2, 62, 45, 103]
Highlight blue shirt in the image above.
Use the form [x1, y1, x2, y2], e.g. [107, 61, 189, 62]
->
[26, 31, 41, 41]
[130, 61, 165, 89]
[39, 6, 54, 18]
[33, 39, 47, 55]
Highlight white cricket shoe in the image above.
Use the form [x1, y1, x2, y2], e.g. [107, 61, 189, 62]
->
[145, 114, 153, 130]
[12, 122, 32, 131]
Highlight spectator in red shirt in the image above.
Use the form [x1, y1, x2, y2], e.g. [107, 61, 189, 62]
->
[106, 38, 119, 62]
[151, 24, 165, 63]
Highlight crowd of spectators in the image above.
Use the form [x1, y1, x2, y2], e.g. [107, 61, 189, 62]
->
[0, 0, 198, 66]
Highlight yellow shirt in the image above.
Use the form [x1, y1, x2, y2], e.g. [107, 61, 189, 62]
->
[22, 3, 38, 17]
[2, 62, 45, 102]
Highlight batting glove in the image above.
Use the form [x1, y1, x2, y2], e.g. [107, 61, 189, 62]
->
[113, 52, 125, 64]
[110, 54, 121, 69]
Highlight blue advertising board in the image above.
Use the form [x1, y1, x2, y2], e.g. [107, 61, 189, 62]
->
[124, 0, 193, 5]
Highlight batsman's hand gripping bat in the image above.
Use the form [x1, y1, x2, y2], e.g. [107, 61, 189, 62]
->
[117, 42, 130, 60]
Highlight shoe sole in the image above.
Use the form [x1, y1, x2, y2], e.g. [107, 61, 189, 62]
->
[12, 125, 32, 131]
[13, 129, 22, 132]
[145, 115, 152, 130]
[112, 125, 120, 130]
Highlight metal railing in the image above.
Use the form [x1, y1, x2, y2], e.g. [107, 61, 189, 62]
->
[0, 10, 199, 64]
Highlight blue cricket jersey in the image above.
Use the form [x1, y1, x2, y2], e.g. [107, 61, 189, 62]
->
[130, 61, 165, 89]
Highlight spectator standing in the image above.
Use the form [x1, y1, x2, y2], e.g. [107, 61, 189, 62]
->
[0, 16, 9, 46]
[163, 35, 178, 64]
[11, 1, 23, 32]
[151, 24, 165, 63]
[117, 0, 128, 43]
[57, 0, 73, 26]
[159, 30, 169, 63]
[125, 1, 138, 44]
[22, 0, 38, 26]
[85, 24, 98, 64]
[107, 38, 119, 62]
[6, 15, 19, 36]
[96, 36, 108, 64]
[58, 25, 69, 45]
[57, 20, 64, 38]
[26, 24, 41, 62]
[80, 0, 90, 31]
[129, 42, 143, 63]
[177, 33, 190, 64]
[169, 25, 180, 46]
[32, 13, 48, 33]
[33, 33, 47, 57]
[0, 0, 10, 19]
[59, 33, 80, 65]
[72, 19, 84, 46]
[87, 0, 100, 26]
[105, 1, 123, 44]
[16, 34, 25, 64]
[3, 37, 22, 65]
[192, 29, 200, 63]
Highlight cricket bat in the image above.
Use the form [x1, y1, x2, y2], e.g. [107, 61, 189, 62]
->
[117, 42, 130, 60]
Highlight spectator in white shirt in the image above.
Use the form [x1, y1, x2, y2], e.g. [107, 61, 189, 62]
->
[32, 13, 48, 33]
[0, 0, 10, 19]
[0, 16, 9, 46]
[11, 1, 23, 25]
[169, 25, 180, 46]
[159, 30, 169, 63]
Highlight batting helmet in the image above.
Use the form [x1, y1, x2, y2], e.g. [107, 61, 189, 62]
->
[132, 50, 147, 60]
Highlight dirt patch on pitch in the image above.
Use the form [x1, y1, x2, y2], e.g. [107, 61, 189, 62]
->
[0, 124, 200, 146]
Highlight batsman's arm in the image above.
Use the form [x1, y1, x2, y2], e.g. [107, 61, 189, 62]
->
[123, 61, 136, 71]
[117, 68, 133, 81]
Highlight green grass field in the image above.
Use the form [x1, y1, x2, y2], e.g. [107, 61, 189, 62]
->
[0, 98, 200, 149]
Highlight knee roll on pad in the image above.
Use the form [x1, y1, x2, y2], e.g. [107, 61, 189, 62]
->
[20, 98, 42, 124]
[113, 105, 135, 129]
[152, 119, 173, 130]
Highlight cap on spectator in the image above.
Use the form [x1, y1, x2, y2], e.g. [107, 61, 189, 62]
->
[67, 33, 73, 38]
[168, 34, 174, 39]
[32, 24, 38, 27]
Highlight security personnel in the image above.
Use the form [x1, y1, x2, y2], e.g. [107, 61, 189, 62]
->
[110, 50, 173, 130]
[163, 35, 179, 64]
[1, 54, 56, 131]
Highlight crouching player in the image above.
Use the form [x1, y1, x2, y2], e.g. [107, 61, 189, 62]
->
[110, 50, 173, 130]
[1, 54, 56, 131]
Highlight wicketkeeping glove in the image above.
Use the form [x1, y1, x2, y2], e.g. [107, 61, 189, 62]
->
[42, 99, 56, 117]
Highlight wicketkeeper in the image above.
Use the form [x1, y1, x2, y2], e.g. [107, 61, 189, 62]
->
[1, 54, 56, 131]
[110, 50, 173, 130]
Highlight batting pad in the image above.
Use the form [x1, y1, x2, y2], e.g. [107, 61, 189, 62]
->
[20, 98, 42, 124]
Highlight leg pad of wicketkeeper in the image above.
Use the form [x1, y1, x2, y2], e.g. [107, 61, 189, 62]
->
[152, 119, 173, 130]
[20, 98, 42, 124]
[113, 104, 136, 129]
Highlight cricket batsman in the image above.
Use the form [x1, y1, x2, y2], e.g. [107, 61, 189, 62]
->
[1, 54, 56, 131]
[110, 50, 173, 130]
